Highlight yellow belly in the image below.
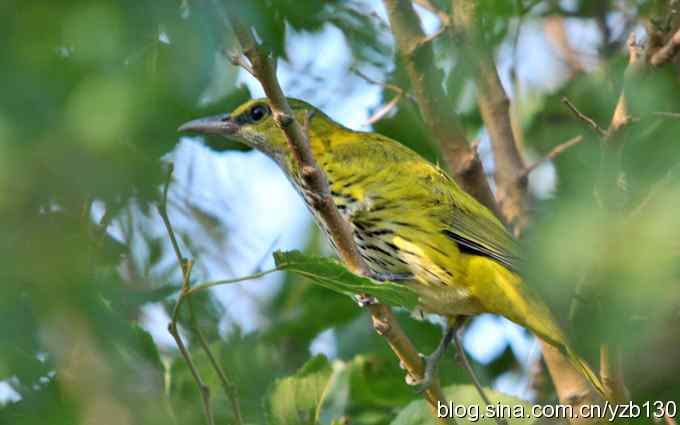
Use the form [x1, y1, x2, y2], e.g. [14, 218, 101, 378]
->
[405, 280, 484, 317]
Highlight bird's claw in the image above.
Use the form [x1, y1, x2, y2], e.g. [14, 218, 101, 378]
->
[413, 352, 439, 394]
[401, 353, 435, 393]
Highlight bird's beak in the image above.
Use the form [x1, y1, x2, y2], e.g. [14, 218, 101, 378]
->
[177, 114, 239, 136]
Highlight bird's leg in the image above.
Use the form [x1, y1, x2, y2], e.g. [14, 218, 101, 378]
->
[412, 325, 456, 393]
[451, 317, 508, 425]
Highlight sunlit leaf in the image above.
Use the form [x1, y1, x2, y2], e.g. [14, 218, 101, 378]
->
[273, 250, 419, 310]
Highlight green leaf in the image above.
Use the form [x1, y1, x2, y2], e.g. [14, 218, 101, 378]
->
[265, 355, 335, 425]
[391, 384, 536, 425]
[273, 250, 419, 310]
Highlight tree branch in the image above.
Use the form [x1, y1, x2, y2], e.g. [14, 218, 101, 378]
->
[351, 68, 415, 102]
[365, 92, 403, 125]
[561, 97, 608, 138]
[157, 165, 215, 425]
[350, 69, 410, 125]
[224, 6, 454, 422]
[599, 344, 630, 404]
[157, 164, 244, 425]
[609, 33, 643, 135]
[382, 0, 501, 219]
[226, 9, 366, 276]
[452, 0, 528, 232]
[519, 135, 584, 180]
[650, 25, 680, 66]
[452, 0, 604, 417]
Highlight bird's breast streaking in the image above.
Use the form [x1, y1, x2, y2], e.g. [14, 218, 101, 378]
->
[295, 151, 463, 283]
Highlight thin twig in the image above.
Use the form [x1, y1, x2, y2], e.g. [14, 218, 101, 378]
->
[187, 297, 244, 423]
[561, 97, 608, 138]
[158, 169, 214, 425]
[351, 68, 416, 103]
[167, 308, 213, 425]
[519, 135, 584, 179]
[453, 319, 508, 425]
[365, 93, 403, 125]
[225, 49, 256, 77]
[187, 269, 279, 295]
[408, 22, 451, 56]
[157, 165, 243, 425]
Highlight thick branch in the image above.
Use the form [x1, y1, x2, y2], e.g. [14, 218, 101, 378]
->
[226, 10, 365, 276]
[541, 343, 601, 425]
[452, 0, 528, 232]
[599, 344, 630, 404]
[382, 0, 500, 218]
[453, 0, 602, 415]
[650, 26, 680, 66]
[225, 6, 453, 422]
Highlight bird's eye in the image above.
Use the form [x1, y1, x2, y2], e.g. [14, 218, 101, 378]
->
[249, 105, 267, 122]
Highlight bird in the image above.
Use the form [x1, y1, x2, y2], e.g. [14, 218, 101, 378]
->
[179, 97, 606, 398]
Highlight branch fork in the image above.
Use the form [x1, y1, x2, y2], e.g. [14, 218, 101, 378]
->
[158, 165, 244, 425]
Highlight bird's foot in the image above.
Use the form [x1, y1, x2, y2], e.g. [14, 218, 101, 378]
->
[402, 354, 424, 386]
[413, 352, 440, 394]
[355, 294, 378, 307]
[400, 353, 437, 393]
[409, 327, 455, 393]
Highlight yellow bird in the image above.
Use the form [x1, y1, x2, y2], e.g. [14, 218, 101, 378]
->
[179, 98, 605, 397]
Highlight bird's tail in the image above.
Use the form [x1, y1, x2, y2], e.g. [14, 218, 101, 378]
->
[565, 346, 607, 399]
[517, 297, 607, 400]
[518, 300, 607, 400]
[522, 314, 606, 400]
[477, 264, 607, 400]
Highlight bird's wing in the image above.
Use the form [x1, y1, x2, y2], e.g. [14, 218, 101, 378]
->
[329, 130, 521, 271]
[445, 210, 520, 271]
[441, 179, 521, 272]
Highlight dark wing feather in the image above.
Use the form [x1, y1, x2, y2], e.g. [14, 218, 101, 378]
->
[444, 196, 521, 273]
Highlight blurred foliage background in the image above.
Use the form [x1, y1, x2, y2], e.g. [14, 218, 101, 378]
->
[1, 0, 679, 424]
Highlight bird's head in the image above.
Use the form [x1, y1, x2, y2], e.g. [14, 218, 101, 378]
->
[178, 98, 322, 165]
